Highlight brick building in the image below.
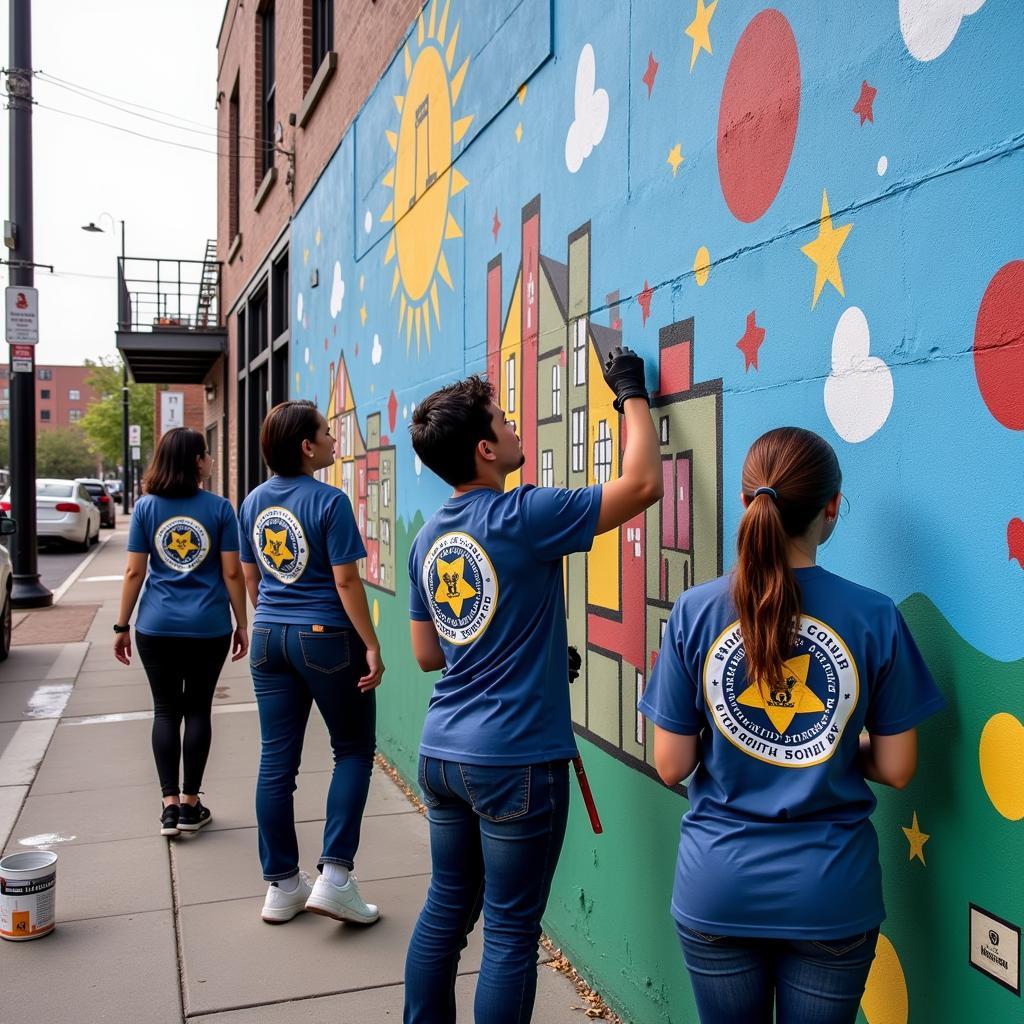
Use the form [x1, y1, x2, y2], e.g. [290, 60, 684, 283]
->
[211, 0, 422, 504]
[0, 363, 98, 430]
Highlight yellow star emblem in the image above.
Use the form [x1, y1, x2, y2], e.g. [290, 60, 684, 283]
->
[902, 812, 930, 865]
[684, 0, 718, 72]
[262, 528, 294, 569]
[360, 303, 368, 326]
[515, 122, 523, 144]
[434, 556, 477, 618]
[800, 189, 853, 309]
[737, 655, 824, 734]
[667, 143, 684, 178]
[167, 530, 198, 560]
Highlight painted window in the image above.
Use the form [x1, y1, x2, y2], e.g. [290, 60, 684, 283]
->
[541, 449, 554, 487]
[551, 363, 561, 417]
[381, 478, 391, 508]
[593, 419, 612, 483]
[573, 317, 587, 386]
[341, 412, 354, 457]
[506, 354, 516, 413]
[635, 671, 646, 745]
[341, 460, 354, 498]
[661, 456, 692, 551]
[571, 409, 585, 472]
[659, 416, 669, 444]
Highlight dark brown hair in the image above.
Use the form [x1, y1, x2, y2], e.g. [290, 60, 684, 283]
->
[732, 427, 842, 696]
[409, 375, 496, 486]
[260, 400, 322, 476]
[142, 427, 206, 498]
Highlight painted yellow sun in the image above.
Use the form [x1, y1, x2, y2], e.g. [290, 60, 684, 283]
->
[382, 0, 472, 356]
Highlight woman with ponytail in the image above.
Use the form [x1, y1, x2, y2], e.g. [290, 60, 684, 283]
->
[639, 427, 945, 1024]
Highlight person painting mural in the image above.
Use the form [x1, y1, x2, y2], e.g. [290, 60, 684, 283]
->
[639, 427, 946, 1024]
[402, 348, 663, 1023]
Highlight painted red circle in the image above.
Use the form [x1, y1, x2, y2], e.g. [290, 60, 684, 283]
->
[974, 260, 1024, 430]
[717, 10, 801, 224]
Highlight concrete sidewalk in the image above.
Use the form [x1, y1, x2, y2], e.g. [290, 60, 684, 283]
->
[0, 525, 586, 1023]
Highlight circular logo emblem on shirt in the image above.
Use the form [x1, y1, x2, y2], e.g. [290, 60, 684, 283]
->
[422, 531, 498, 646]
[154, 516, 210, 573]
[703, 615, 860, 768]
[253, 506, 309, 584]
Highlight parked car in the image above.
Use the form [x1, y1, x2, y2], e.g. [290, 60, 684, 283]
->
[0, 479, 101, 552]
[0, 512, 16, 660]
[104, 479, 122, 500]
[76, 477, 116, 529]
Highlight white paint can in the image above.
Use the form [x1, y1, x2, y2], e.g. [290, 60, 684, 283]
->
[0, 850, 58, 941]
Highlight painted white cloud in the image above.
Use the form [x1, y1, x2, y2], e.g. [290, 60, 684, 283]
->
[364, 210, 373, 234]
[414, 454, 423, 477]
[296, 291, 304, 323]
[303, 346, 310, 366]
[824, 307, 894, 443]
[402, 404, 408, 420]
[330, 262, 345, 319]
[877, 155, 888, 176]
[371, 333, 382, 365]
[565, 44, 608, 174]
[899, 0, 987, 61]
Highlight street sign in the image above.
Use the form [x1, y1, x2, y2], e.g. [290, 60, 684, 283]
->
[131, 445, 141, 460]
[160, 391, 184, 436]
[10, 343, 32, 373]
[5, 286, 38, 344]
[128, 424, 141, 446]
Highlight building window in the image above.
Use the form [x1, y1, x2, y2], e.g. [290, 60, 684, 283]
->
[271, 252, 289, 339]
[571, 408, 585, 473]
[505, 354, 516, 413]
[659, 416, 669, 445]
[38, 369, 52, 381]
[551, 364, 561, 417]
[381, 478, 391, 508]
[69, 409, 81, 422]
[40, 389, 50, 400]
[40, 409, 51, 422]
[661, 456, 692, 552]
[69, 389, 80, 401]
[541, 449, 554, 488]
[248, 286, 268, 363]
[572, 318, 587, 386]
[341, 460, 354, 498]
[635, 671, 646, 745]
[312, 0, 333, 71]
[593, 419, 612, 483]
[259, 2, 276, 179]
[229, 78, 240, 239]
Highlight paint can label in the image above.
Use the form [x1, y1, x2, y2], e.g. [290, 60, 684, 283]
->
[0, 869, 56, 940]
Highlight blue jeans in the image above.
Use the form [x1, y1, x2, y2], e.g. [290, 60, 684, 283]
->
[250, 623, 376, 881]
[404, 756, 570, 1024]
[676, 922, 880, 1024]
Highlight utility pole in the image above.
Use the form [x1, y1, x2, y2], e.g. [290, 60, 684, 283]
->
[7, 0, 52, 608]
[118, 222, 130, 515]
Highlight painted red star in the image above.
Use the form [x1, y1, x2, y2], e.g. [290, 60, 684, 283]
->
[491, 208, 501, 242]
[736, 311, 765, 371]
[642, 51, 659, 98]
[637, 280, 654, 326]
[1009, 518, 1024, 569]
[388, 389, 398, 432]
[853, 80, 877, 125]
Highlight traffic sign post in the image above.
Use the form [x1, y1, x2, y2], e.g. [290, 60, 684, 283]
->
[5, 285, 38, 345]
[128, 424, 141, 446]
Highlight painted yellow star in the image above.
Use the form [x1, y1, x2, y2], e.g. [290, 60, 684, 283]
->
[667, 143, 684, 178]
[303, 248, 309, 266]
[517, 83, 527, 105]
[737, 655, 824, 734]
[685, 0, 718, 71]
[315, 227, 322, 246]
[262, 528, 293, 569]
[515, 122, 523, 144]
[360, 303, 368, 326]
[434, 556, 477, 618]
[800, 190, 853, 309]
[902, 812, 930, 865]
[167, 530, 198, 560]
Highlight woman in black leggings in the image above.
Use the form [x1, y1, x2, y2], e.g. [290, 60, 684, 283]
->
[114, 428, 249, 837]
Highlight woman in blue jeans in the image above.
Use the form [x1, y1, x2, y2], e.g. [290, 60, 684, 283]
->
[639, 428, 945, 1023]
[239, 400, 384, 926]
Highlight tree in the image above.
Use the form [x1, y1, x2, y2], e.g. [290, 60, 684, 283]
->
[36, 426, 97, 479]
[79, 356, 155, 470]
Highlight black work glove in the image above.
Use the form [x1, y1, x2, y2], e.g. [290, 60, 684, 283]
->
[568, 645, 582, 683]
[602, 345, 650, 412]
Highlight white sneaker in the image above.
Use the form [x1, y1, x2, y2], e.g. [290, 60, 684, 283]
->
[305, 874, 380, 925]
[261, 871, 313, 924]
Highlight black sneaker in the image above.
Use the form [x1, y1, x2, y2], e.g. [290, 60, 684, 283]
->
[160, 804, 180, 837]
[177, 800, 212, 832]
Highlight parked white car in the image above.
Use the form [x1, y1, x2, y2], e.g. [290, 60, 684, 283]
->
[0, 512, 16, 660]
[1, 479, 101, 552]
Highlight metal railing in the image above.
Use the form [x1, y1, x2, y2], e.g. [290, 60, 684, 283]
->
[117, 248, 223, 333]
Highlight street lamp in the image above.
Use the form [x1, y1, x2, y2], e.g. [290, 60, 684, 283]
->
[81, 214, 130, 515]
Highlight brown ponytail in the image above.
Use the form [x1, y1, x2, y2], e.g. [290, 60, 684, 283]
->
[732, 428, 841, 696]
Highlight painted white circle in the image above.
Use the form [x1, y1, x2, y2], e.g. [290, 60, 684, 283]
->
[304, 346, 310, 365]
[364, 210, 373, 234]
[253, 506, 309, 584]
[421, 532, 499, 646]
[154, 516, 211, 573]
[296, 292, 304, 322]
[703, 616, 860, 768]
[877, 155, 888, 176]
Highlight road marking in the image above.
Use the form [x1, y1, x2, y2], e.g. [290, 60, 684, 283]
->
[0, 719, 57, 785]
[79, 574, 124, 583]
[0, 785, 29, 851]
[44, 641, 88, 681]
[64, 701, 258, 726]
[50, 530, 115, 604]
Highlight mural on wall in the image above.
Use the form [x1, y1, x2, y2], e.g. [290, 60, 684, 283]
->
[289, 1, 1023, 1020]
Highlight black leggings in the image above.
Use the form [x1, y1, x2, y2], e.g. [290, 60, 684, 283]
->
[136, 632, 231, 797]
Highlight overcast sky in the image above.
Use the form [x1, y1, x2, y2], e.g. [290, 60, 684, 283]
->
[0, 0, 223, 366]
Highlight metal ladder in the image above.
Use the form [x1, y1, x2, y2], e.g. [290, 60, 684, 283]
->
[196, 238, 218, 327]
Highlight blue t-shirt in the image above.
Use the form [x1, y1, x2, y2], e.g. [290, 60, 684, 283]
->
[638, 566, 945, 940]
[238, 474, 366, 626]
[409, 484, 603, 766]
[127, 491, 240, 638]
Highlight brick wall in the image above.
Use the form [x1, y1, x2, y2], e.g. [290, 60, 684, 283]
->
[0, 363, 98, 431]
